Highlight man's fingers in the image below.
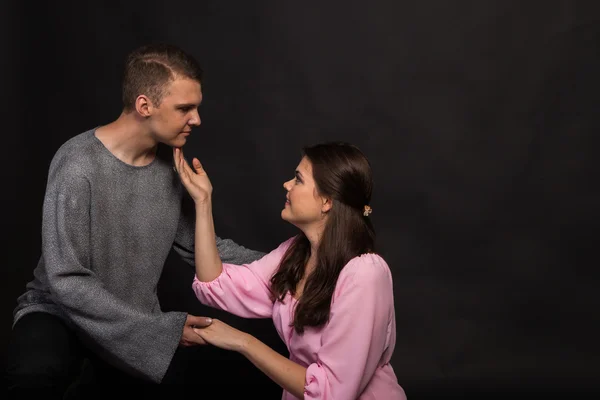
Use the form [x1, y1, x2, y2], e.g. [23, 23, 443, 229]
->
[188, 315, 213, 328]
[181, 327, 208, 346]
[181, 337, 206, 346]
[185, 332, 207, 345]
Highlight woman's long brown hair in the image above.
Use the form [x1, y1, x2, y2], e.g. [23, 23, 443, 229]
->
[270, 142, 376, 334]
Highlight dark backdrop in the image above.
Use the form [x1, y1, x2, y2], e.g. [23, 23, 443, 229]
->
[1, 0, 599, 397]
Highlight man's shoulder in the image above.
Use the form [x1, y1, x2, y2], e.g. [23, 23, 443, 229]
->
[53, 128, 96, 157]
[45, 128, 100, 183]
[50, 128, 98, 165]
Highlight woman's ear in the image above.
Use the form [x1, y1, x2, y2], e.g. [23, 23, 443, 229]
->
[321, 197, 333, 213]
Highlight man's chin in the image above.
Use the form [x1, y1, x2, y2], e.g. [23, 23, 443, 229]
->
[174, 137, 187, 147]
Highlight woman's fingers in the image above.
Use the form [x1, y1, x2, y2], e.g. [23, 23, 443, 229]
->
[192, 157, 203, 173]
[175, 149, 207, 188]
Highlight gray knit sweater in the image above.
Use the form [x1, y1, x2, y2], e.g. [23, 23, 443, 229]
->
[13, 129, 265, 383]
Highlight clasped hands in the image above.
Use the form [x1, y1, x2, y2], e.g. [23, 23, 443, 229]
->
[180, 314, 250, 352]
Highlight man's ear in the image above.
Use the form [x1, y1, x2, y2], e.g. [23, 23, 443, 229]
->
[135, 95, 152, 117]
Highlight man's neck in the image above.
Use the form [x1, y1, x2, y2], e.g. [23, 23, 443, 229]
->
[95, 112, 158, 167]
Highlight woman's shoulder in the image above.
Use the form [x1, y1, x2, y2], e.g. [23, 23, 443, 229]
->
[277, 235, 297, 250]
[339, 252, 393, 286]
[265, 235, 298, 258]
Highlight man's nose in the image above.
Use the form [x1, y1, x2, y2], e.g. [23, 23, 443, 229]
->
[189, 110, 201, 126]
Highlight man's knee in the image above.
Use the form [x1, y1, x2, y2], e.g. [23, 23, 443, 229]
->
[5, 312, 83, 391]
[5, 352, 81, 389]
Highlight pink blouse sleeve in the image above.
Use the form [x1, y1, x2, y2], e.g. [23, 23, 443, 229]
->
[192, 237, 295, 319]
[303, 254, 396, 399]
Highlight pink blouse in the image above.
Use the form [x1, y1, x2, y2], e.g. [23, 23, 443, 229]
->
[192, 237, 406, 400]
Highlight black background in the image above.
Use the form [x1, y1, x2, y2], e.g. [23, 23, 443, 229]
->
[2, 1, 599, 397]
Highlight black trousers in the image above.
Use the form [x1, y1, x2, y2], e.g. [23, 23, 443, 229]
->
[3, 312, 250, 399]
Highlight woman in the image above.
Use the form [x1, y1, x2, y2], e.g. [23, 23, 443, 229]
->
[174, 142, 406, 399]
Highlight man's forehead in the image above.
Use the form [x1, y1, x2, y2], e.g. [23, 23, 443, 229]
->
[164, 79, 202, 102]
[165, 76, 201, 91]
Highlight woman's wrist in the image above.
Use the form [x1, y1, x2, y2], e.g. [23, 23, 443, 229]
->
[236, 332, 255, 355]
[194, 197, 212, 210]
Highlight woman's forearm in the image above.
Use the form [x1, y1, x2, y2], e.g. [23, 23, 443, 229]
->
[194, 201, 223, 282]
[239, 334, 307, 399]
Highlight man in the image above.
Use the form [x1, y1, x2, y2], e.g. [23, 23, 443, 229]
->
[4, 43, 264, 397]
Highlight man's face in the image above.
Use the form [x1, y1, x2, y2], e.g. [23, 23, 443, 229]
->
[148, 77, 202, 147]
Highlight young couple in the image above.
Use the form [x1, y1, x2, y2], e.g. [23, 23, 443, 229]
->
[6, 42, 405, 399]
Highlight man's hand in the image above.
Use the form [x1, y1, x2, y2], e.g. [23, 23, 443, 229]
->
[179, 314, 213, 346]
